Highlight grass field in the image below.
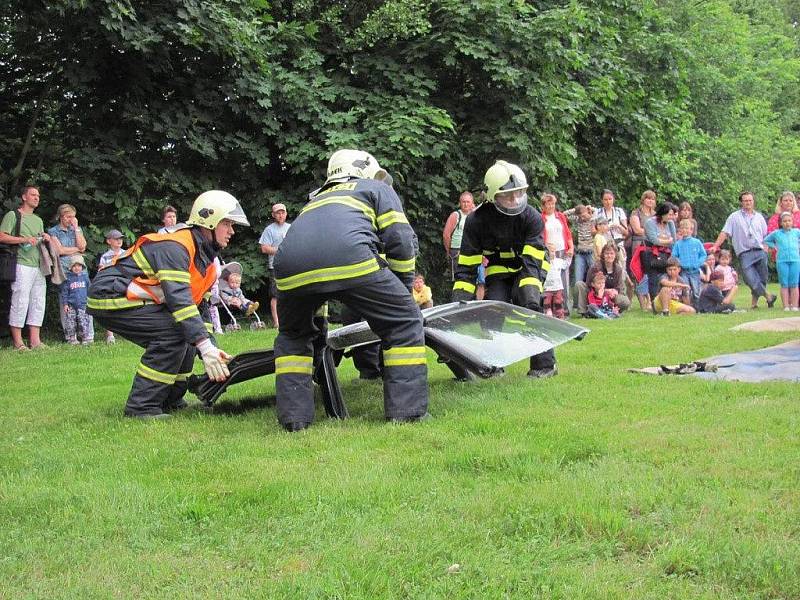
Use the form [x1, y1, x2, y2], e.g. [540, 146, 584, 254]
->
[1, 288, 799, 599]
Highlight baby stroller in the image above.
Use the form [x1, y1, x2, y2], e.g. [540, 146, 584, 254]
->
[216, 262, 267, 332]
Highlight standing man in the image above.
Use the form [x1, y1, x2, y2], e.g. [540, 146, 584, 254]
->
[48, 203, 92, 342]
[443, 191, 475, 280]
[259, 202, 291, 328]
[273, 149, 428, 432]
[710, 191, 777, 309]
[452, 161, 556, 378]
[0, 185, 51, 351]
[88, 191, 248, 418]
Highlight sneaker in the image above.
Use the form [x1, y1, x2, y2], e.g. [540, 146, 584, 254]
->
[81, 340, 93, 345]
[527, 365, 559, 379]
[767, 294, 777, 308]
[68, 339, 79, 346]
[245, 301, 260, 317]
[793, 307, 800, 312]
[105, 334, 116, 345]
[785, 307, 791, 312]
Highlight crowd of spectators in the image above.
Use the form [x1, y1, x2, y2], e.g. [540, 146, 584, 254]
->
[2, 183, 798, 351]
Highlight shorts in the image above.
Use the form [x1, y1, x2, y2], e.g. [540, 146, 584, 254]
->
[267, 268, 278, 298]
[654, 296, 690, 315]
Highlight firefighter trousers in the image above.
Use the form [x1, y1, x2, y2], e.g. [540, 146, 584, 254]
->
[91, 304, 197, 416]
[274, 268, 428, 426]
[484, 276, 556, 371]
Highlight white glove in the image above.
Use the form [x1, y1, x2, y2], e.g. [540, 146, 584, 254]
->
[197, 338, 230, 382]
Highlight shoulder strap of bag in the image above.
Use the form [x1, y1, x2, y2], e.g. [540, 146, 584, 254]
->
[13, 209, 21, 238]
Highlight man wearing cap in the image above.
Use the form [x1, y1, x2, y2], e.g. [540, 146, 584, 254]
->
[272, 149, 428, 432]
[88, 191, 248, 418]
[259, 203, 291, 328]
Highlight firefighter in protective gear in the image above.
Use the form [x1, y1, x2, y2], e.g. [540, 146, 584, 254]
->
[452, 161, 558, 378]
[273, 149, 428, 432]
[87, 190, 249, 418]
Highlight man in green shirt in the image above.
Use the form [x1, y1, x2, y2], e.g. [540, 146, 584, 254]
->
[0, 185, 51, 350]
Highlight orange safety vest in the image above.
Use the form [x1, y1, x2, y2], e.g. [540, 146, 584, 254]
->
[123, 229, 218, 305]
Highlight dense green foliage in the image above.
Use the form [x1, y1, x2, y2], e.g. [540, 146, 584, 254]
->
[1, 0, 799, 286]
[2, 288, 799, 596]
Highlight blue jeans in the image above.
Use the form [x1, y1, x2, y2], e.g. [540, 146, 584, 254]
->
[573, 251, 594, 287]
[738, 249, 769, 299]
[683, 271, 702, 304]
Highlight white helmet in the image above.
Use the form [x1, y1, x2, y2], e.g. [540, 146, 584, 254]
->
[484, 161, 529, 216]
[326, 149, 387, 184]
[187, 190, 250, 230]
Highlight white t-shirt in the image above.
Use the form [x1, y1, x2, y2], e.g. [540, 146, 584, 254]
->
[544, 214, 566, 252]
[258, 222, 291, 269]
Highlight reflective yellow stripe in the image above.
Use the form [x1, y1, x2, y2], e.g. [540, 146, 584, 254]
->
[519, 276, 544, 291]
[315, 303, 328, 318]
[485, 265, 521, 277]
[386, 256, 415, 273]
[377, 210, 408, 230]
[203, 292, 212, 301]
[522, 245, 546, 261]
[275, 355, 314, 375]
[175, 372, 192, 382]
[453, 281, 476, 294]
[136, 362, 177, 385]
[504, 317, 527, 326]
[300, 196, 377, 229]
[499, 250, 516, 258]
[458, 254, 483, 266]
[483, 250, 495, 256]
[173, 305, 200, 323]
[541, 260, 551, 272]
[157, 269, 191, 283]
[276, 258, 380, 291]
[132, 249, 156, 278]
[204, 322, 213, 333]
[383, 346, 427, 367]
[87, 297, 148, 310]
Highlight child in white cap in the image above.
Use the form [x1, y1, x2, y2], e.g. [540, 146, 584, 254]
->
[61, 255, 92, 344]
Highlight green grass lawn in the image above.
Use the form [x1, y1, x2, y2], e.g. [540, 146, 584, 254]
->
[2, 288, 799, 599]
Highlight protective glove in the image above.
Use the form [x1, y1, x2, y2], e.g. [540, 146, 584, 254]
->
[197, 338, 231, 382]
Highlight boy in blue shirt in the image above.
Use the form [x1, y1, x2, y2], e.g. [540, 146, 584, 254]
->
[672, 219, 707, 305]
[60, 254, 91, 344]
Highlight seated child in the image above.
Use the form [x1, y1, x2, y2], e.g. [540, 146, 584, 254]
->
[654, 257, 696, 316]
[592, 217, 613, 262]
[543, 256, 567, 319]
[586, 270, 620, 319]
[61, 255, 91, 344]
[699, 251, 716, 288]
[698, 271, 735, 314]
[97, 228, 127, 343]
[220, 266, 259, 317]
[412, 273, 433, 309]
[713, 249, 739, 305]
[671, 219, 706, 304]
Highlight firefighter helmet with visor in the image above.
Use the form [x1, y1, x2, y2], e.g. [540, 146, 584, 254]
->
[484, 160, 529, 216]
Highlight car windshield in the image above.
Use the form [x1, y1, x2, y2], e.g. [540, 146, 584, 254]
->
[327, 300, 588, 369]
